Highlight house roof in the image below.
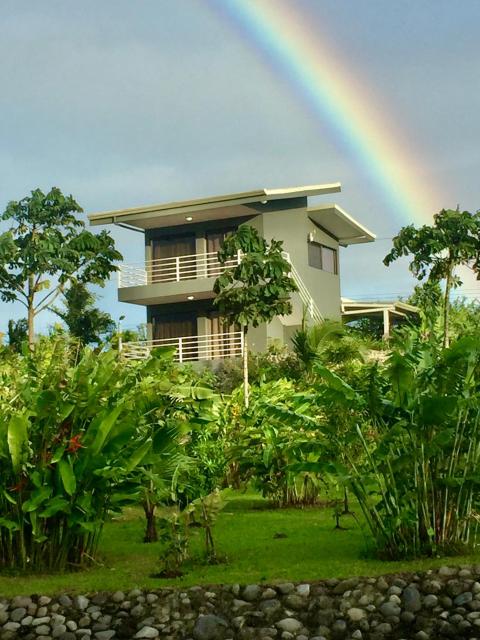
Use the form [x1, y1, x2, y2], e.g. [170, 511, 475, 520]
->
[308, 204, 376, 245]
[341, 298, 419, 318]
[88, 183, 342, 230]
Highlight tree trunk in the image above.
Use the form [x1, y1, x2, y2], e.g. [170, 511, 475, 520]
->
[143, 503, 158, 543]
[243, 326, 249, 409]
[27, 274, 35, 351]
[443, 264, 453, 349]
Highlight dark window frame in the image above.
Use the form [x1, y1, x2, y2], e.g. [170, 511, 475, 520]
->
[307, 240, 338, 274]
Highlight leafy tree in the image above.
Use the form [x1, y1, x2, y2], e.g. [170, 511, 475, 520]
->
[7, 318, 28, 352]
[52, 281, 116, 346]
[0, 187, 122, 349]
[213, 225, 297, 407]
[384, 208, 480, 347]
[449, 297, 480, 339]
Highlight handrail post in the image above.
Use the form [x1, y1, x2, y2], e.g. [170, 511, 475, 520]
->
[178, 337, 183, 363]
[202, 252, 208, 279]
[176, 256, 180, 282]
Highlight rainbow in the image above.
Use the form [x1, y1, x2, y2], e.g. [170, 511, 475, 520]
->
[207, 0, 447, 225]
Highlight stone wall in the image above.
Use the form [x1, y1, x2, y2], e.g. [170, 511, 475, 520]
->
[2, 565, 480, 639]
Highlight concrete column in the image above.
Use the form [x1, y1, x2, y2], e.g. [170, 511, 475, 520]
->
[197, 316, 210, 360]
[197, 315, 209, 337]
[383, 308, 390, 340]
[196, 233, 208, 278]
[146, 321, 153, 342]
[145, 240, 153, 284]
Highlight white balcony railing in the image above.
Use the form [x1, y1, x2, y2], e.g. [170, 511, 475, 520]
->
[282, 252, 324, 325]
[118, 251, 241, 288]
[121, 331, 243, 362]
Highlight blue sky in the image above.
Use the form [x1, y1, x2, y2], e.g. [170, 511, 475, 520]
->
[1, 0, 479, 333]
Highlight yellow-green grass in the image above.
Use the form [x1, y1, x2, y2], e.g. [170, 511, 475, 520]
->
[0, 490, 478, 596]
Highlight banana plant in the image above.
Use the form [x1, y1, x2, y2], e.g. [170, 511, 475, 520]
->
[0, 337, 211, 571]
[311, 331, 480, 558]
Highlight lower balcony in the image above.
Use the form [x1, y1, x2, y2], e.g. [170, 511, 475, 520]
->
[120, 331, 243, 362]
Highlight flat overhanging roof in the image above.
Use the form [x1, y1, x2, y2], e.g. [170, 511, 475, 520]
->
[341, 298, 419, 318]
[308, 204, 376, 246]
[88, 183, 342, 229]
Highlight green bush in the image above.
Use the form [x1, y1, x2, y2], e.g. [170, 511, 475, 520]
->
[223, 379, 325, 506]
[0, 339, 193, 571]
[315, 331, 480, 558]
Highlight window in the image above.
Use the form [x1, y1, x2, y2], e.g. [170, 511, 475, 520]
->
[308, 241, 337, 274]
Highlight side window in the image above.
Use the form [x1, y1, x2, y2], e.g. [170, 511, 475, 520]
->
[308, 241, 337, 274]
[308, 242, 322, 269]
[321, 245, 337, 274]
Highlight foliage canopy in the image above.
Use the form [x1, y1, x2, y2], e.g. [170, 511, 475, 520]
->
[0, 187, 122, 348]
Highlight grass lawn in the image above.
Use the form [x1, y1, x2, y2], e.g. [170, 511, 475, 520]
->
[0, 490, 479, 596]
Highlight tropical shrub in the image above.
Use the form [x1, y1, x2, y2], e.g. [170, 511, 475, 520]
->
[155, 490, 224, 576]
[136, 376, 218, 542]
[226, 379, 325, 506]
[0, 338, 208, 571]
[315, 331, 480, 558]
[213, 346, 301, 394]
[292, 321, 368, 383]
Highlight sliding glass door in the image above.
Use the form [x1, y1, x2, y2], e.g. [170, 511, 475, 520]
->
[151, 234, 196, 282]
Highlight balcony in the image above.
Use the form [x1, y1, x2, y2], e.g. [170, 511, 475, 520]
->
[117, 251, 241, 305]
[120, 331, 243, 362]
[117, 249, 323, 326]
[118, 251, 241, 288]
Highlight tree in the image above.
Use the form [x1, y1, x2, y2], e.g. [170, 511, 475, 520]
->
[0, 187, 122, 349]
[7, 318, 28, 352]
[52, 281, 116, 346]
[213, 225, 297, 407]
[384, 208, 480, 347]
[449, 297, 480, 339]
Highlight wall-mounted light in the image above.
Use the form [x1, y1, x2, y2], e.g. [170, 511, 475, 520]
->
[261, 200, 268, 204]
[186, 216, 193, 221]
[187, 295, 194, 300]
[308, 231, 315, 242]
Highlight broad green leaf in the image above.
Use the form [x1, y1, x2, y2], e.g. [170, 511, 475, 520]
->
[7, 414, 29, 473]
[22, 486, 52, 512]
[125, 439, 152, 473]
[1, 490, 16, 507]
[51, 445, 65, 464]
[0, 517, 19, 531]
[59, 459, 76, 496]
[39, 497, 71, 518]
[87, 405, 123, 455]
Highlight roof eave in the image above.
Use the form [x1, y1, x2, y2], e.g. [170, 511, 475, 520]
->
[308, 203, 376, 246]
[88, 182, 342, 227]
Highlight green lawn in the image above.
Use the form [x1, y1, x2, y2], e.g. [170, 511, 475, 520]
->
[0, 490, 478, 596]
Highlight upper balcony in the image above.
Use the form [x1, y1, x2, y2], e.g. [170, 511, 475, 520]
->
[117, 251, 240, 305]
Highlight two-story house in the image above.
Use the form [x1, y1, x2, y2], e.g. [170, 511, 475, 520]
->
[88, 183, 375, 361]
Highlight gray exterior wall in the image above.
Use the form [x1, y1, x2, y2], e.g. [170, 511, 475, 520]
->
[247, 198, 341, 351]
[261, 201, 341, 321]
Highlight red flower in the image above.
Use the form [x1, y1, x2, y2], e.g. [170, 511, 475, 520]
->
[67, 435, 83, 454]
[9, 477, 27, 493]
